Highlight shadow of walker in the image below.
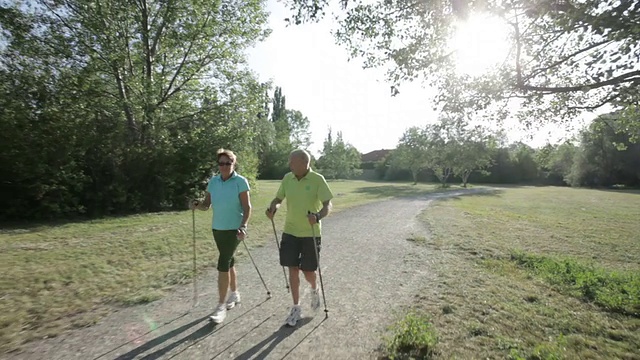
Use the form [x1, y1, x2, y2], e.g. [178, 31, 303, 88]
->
[113, 297, 272, 360]
[111, 315, 212, 360]
[233, 317, 315, 360]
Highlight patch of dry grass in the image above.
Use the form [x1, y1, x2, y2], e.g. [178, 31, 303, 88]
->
[402, 186, 640, 359]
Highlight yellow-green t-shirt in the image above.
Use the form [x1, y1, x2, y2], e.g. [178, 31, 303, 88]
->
[276, 169, 334, 237]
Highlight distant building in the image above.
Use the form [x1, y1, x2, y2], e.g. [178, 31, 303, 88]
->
[361, 149, 392, 164]
[359, 149, 393, 180]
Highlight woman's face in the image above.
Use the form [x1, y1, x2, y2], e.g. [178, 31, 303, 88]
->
[218, 155, 234, 176]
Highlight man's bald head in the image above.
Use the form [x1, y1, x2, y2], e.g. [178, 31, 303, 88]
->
[289, 149, 311, 177]
[290, 149, 311, 164]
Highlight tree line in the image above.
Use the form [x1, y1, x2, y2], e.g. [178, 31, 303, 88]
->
[3, 0, 638, 221]
[1, 0, 266, 220]
[0, 0, 350, 221]
[256, 87, 361, 181]
[372, 111, 640, 188]
[283, 0, 640, 187]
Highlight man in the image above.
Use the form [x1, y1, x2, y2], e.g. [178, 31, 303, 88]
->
[266, 149, 333, 327]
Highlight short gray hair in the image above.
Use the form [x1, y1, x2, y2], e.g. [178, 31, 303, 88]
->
[290, 149, 311, 164]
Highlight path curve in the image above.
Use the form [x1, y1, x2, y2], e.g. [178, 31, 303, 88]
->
[5, 188, 491, 360]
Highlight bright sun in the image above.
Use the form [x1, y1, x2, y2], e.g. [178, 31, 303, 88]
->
[449, 13, 512, 77]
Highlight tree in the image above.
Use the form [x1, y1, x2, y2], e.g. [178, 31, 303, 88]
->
[536, 141, 578, 185]
[566, 113, 640, 187]
[449, 123, 496, 187]
[394, 121, 469, 187]
[257, 86, 313, 179]
[272, 86, 287, 124]
[286, 109, 312, 150]
[316, 128, 362, 179]
[394, 119, 494, 187]
[0, 0, 271, 219]
[422, 122, 455, 187]
[252, 84, 278, 173]
[17, 0, 269, 145]
[510, 142, 539, 183]
[284, 0, 640, 132]
[393, 127, 431, 184]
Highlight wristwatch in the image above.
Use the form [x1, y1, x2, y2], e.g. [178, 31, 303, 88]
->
[313, 213, 320, 222]
[238, 225, 247, 233]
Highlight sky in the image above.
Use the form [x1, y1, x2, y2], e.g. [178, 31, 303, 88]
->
[244, 0, 586, 157]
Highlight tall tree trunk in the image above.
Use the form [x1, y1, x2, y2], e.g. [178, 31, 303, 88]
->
[462, 169, 471, 188]
[139, 0, 155, 146]
[440, 168, 451, 187]
[113, 66, 138, 143]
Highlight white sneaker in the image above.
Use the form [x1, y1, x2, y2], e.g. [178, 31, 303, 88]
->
[209, 304, 227, 324]
[285, 305, 302, 327]
[226, 291, 241, 310]
[310, 288, 321, 311]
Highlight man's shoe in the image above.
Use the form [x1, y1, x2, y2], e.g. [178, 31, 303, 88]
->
[285, 305, 302, 327]
[310, 287, 321, 311]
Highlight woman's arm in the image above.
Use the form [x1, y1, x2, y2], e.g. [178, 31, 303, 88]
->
[197, 192, 211, 210]
[238, 191, 251, 228]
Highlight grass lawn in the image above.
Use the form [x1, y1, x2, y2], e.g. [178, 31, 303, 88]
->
[0, 179, 460, 353]
[382, 186, 640, 359]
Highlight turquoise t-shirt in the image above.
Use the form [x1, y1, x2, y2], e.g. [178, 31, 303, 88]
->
[207, 172, 250, 230]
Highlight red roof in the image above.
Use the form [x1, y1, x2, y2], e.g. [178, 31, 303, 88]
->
[361, 149, 392, 162]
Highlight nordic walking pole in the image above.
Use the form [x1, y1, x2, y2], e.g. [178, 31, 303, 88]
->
[240, 237, 272, 299]
[269, 214, 290, 293]
[192, 209, 199, 308]
[308, 211, 328, 318]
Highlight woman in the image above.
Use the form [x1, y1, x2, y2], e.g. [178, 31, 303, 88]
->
[191, 148, 252, 323]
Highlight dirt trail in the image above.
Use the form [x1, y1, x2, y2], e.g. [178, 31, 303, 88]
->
[5, 189, 490, 360]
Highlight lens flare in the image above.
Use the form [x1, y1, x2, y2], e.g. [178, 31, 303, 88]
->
[125, 322, 147, 345]
[124, 313, 159, 345]
[143, 314, 159, 332]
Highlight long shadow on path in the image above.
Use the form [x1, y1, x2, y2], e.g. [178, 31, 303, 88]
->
[111, 315, 211, 360]
[232, 317, 314, 360]
[113, 298, 271, 360]
[140, 320, 217, 360]
[92, 312, 192, 360]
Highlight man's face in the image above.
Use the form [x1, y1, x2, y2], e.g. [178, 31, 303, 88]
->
[289, 155, 307, 176]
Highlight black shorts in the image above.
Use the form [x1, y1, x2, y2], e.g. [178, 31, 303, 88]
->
[279, 233, 321, 271]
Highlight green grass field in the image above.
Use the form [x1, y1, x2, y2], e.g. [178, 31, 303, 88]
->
[0, 180, 455, 353]
[383, 186, 640, 359]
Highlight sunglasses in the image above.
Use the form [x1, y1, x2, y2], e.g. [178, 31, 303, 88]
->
[218, 161, 233, 167]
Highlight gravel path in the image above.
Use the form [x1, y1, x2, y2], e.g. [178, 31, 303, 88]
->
[5, 188, 490, 360]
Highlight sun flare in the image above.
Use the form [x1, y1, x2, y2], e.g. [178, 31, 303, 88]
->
[450, 13, 512, 77]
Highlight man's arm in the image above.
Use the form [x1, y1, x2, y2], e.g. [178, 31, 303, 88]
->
[268, 197, 282, 214]
[317, 199, 332, 221]
[314, 177, 334, 222]
[265, 198, 282, 220]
